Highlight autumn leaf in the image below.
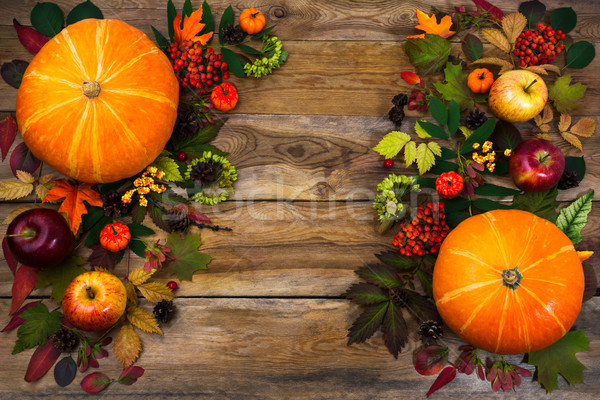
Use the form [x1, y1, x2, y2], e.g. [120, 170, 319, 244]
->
[570, 118, 597, 137]
[481, 28, 512, 53]
[113, 324, 141, 369]
[127, 306, 162, 335]
[558, 114, 572, 132]
[2, 205, 35, 225]
[502, 13, 527, 45]
[35, 256, 86, 303]
[548, 75, 586, 114]
[43, 179, 103, 235]
[166, 232, 212, 281]
[0, 180, 33, 200]
[473, 57, 514, 74]
[407, 10, 455, 39]
[128, 267, 155, 286]
[0, 114, 18, 161]
[561, 132, 583, 151]
[401, 71, 420, 85]
[126, 282, 139, 306]
[136, 282, 175, 304]
[173, 8, 213, 46]
[534, 105, 553, 132]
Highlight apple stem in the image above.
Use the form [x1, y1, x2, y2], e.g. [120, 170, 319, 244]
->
[86, 286, 96, 300]
[524, 79, 537, 92]
[5, 232, 35, 238]
[539, 152, 551, 163]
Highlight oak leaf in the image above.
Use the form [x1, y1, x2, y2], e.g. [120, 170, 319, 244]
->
[407, 10, 455, 39]
[113, 324, 141, 368]
[136, 282, 175, 304]
[173, 8, 213, 46]
[127, 306, 162, 335]
[42, 179, 103, 235]
[481, 28, 512, 53]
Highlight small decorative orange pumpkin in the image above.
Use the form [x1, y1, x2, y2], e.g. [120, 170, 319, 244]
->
[467, 68, 494, 94]
[211, 82, 238, 112]
[16, 19, 179, 183]
[433, 209, 584, 355]
[239, 8, 266, 34]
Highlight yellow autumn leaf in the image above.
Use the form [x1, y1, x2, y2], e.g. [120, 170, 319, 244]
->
[113, 324, 141, 369]
[126, 282, 138, 306]
[558, 114, 572, 132]
[137, 282, 175, 304]
[407, 9, 455, 39]
[502, 13, 527, 45]
[16, 170, 35, 184]
[93, 266, 110, 273]
[2, 205, 35, 224]
[538, 124, 550, 132]
[127, 306, 162, 335]
[525, 65, 549, 75]
[473, 57, 514, 74]
[537, 133, 552, 140]
[570, 117, 597, 137]
[128, 267, 155, 286]
[538, 64, 561, 75]
[35, 182, 53, 201]
[0, 181, 33, 200]
[481, 28, 512, 53]
[577, 251, 593, 262]
[561, 131, 583, 151]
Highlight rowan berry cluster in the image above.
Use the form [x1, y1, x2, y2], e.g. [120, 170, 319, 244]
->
[513, 24, 566, 67]
[168, 40, 230, 93]
[392, 202, 449, 256]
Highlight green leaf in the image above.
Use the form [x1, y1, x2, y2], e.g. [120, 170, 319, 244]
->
[1, 60, 29, 89]
[80, 205, 105, 233]
[151, 26, 169, 49]
[381, 301, 408, 358]
[238, 44, 263, 55]
[147, 201, 169, 232]
[347, 302, 388, 345]
[519, 0, 546, 28]
[170, 119, 225, 153]
[404, 140, 417, 168]
[375, 251, 416, 270]
[402, 289, 439, 322]
[35, 256, 86, 303]
[548, 75, 587, 114]
[356, 264, 403, 288]
[556, 190, 594, 244]
[199, 1, 214, 40]
[167, 0, 176, 41]
[196, 118, 227, 144]
[462, 118, 496, 153]
[434, 62, 485, 111]
[566, 41, 596, 69]
[252, 25, 276, 40]
[564, 156, 586, 182]
[151, 156, 183, 182]
[84, 215, 113, 246]
[419, 121, 448, 139]
[218, 5, 234, 45]
[444, 209, 469, 228]
[66, 0, 103, 25]
[373, 131, 411, 159]
[182, 0, 193, 17]
[404, 35, 451, 75]
[31, 2, 64, 37]
[415, 143, 437, 175]
[128, 238, 147, 258]
[550, 7, 577, 34]
[127, 223, 155, 237]
[428, 97, 447, 126]
[473, 183, 520, 196]
[441, 197, 470, 213]
[473, 198, 512, 211]
[462, 34, 483, 61]
[528, 330, 589, 393]
[416, 176, 436, 189]
[440, 147, 457, 160]
[416, 270, 433, 298]
[13, 303, 62, 354]
[220, 47, 245, 77]
[345, 283, 389, 305]
[429, 159, 458, 174]
[166, 232, 212, 280]
[489, 119, 523, 150]
[512, 187, 559, 223]
[447, 100, 460, 136]
[414, 121, 431, 139]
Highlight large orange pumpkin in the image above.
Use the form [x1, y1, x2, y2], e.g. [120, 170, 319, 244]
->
[433, 209, 584, 355]
[16, 19, 179, 183]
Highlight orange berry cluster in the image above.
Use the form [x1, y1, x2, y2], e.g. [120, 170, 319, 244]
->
[513, 24, 566, 67]
[168, 40, 230, 93]
[392, 202, 450, 256]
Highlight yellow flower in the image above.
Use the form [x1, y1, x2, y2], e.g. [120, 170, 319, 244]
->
[482, 140, 493, 153]
[504, 149, 512, 157]
[488, 163, 496, 173]
[472, 143, 480, 149]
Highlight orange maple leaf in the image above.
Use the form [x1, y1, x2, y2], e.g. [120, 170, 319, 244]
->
[407, 9, 456, 39]
[43, 179, 103, 235]
[174, 8, 213, 46]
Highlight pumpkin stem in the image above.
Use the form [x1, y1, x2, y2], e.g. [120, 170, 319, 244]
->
[502, 266, 522, 290]
[478, 71, 486, 80]
[82, 81, 101, 99]
[252, 11, 260, 18]
[221, 86, 228, 96]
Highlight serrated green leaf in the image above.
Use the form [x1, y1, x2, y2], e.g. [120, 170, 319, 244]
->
[381, 301, 408, 358]
[459, 126, 473, 138]
[416, 269, 433, 298]
[404, 35, 451, 75]
[347, 302, 389, 345]
[416, 143, 437, 175]
[84, 215, 113, 246]
[419, 121, 448, 139]
[556, 190, 594, 244]
[427, 142, 442, 157]
[548, 75, 587, 114]
[129, 238, 147, 258]
[402, 289, 439, 322]
[512, 187, 559, 223]
[414, 121, 431, 139]
[373, 131, 412, 159]
[220, 47, 245, 77]
[440, 147, 457, 160]
[550, 7, 577, 34]
[528, 330, 589, 393]
[428, 97, 447, 126]
[429, 159, 458, 174]
[473, 198, 512, 211]
[35, 256, 86, 303]
[218, 5, 234, 45]
[167, 232, 212, 280]
[566, 41, 595, 69]
[473, 183, 520, 196]
[462, 118, 497, 153]
[170, 119, 225, 152]
[441, 196, 470, 212]
[13, 303, 62, 354]
[404, 141, 417, 167]
[151, 156, 183, 182]
[345, 283, 389, 305]
[31, 2, 64, 37]
[447, 100, 460, 136]
[167, 0, 176, 41]
[375, 251, 416, 270]
[66, 0, 103, 25]
[356, 264, 403, 288]
[434, 62, 483, 111]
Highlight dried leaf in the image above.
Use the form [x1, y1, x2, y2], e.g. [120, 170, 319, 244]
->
[473, 57, 514, 74]
[38, 174, 53, 185]
[537, 133, 552, 140]
[502, 13, 528, 45]
[534, 105, 553, 125]
[0, 181, 34, 200]
[10, 265, 39, 315]
[538, 124, 550, 133]
[113, 324, 141, 369]
[1, 301, 41, 332]
[558, 114, 572, 132]
[137, 282, 175, 304]
[126, 282, 139, 306]
[16, 170, 35, 184]
[481, 28, 512, 53]
[13, 19, 48, 55]
[0, 114, 17, 161]
[570, 118, 596, 138]
[2, 236, 17, 274]
[173, 8, 213, 46]
[2, 205, 35, 224]
[407, 10, 455, 39]
[25, 339, 61, 382]
[128, 267, 155, 286]
[43, 179, 103, 234]
[426, 366, 457, 397]
[401, 71, 421, 85]
[525, 65, 549, 75]
[561, 132, 583, 151]
[127, 307, 162, 335]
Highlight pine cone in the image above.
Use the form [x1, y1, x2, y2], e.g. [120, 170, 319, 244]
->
[392, 93, 408, 107]
[221, 24, 244, 45]
[388, 106, 405, 126]
[558, 170, 579, 190]
[153, 300, 176, 323]
[418, 320, 443, 346]
[174, 109, 199, 138]
[189, 162, 216, 184]
[465, 108, 488, 130]
[51, 328, 80, 353]
[101, 191, 131, 218]
[165, 208, 190, 232]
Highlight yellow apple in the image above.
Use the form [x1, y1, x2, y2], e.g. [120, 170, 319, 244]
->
[488, 70, 548, 123]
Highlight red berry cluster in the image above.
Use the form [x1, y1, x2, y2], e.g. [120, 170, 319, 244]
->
[168, 40, 230, 93]
[392, 202, 449, 256]
[513, 24, 566, 67]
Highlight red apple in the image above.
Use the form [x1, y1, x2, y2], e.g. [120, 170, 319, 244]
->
[62, 271, 127, 331]
[508, 138, 565, 192]
[488, 70, 548, 123]
[5, 208, 74, 268]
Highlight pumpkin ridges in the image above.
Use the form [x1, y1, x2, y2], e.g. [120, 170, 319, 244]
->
[481, 212, 511, 267]
[512, 292, 532, 352]
[444, 248, 502, 273]
[103, 88, 178, 109]
[520, 245, 575, 274]
[458, 285, 501, 334]
[494, 289, 511, 353]
[436, 279, 498, 306]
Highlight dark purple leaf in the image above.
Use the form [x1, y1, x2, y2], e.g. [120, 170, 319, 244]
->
[13, 19, 49, 55]
[462, 34, 483, 61]
[25, 339, 61, 382]
[582, 262, 598, 302]
[100, 336, 112, 347]
[356, 264, 403, 288]
[10, 142, 41, 177]
[490, 119, 522, 151]
[415, 345, 449, 376]
[519, 0, 546, 28]
[87, 243, 123, 270]
[118, 366, 144, 385]
[427, 366, 457, 397]
[2, 236, 18, 274]
[54, 356, 77, 387]
[345, 283, 389, 305]
[375, 251, 415, 270]
[10, 265, 39, 315]
[81, 372, 112, 393]
[381, 302, 408, 358]
[0, 114, 18, 162]
[347, 302, 389, 345]
[472, 0, 504, 23]
[403, 289, 440, 322]
[1, 301, 41, 331]
[1, 60, 28, 89]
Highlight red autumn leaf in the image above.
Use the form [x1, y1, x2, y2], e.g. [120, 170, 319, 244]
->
[24, 339, 61, 382]
[0, 114, 17, 162]
[173, 8, 213, 46]
[1, 300, 41, 332]
[10, 142, 41, 176]
[472, 0, 504, 23]
[401, 71, 421, 85]
[10, 265, 39, 315]
[81, 372, 112, 393]
[118, 366, 145, 385]
[13, 19, 48, 55]
[414, 345, 450, 376]
[426, 366, 457, 397]
[43, 179, 103, 235]
[172, 203, 210, 224]
[2, 236, 18, 275]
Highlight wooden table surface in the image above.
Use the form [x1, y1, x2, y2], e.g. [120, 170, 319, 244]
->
[0, 0, 599, 398]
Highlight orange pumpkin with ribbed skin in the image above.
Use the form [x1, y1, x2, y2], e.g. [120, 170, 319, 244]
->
[16, 19, 179, 183]
[433, 209, 584, 355]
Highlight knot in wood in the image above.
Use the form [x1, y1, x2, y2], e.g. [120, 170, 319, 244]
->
[270, 6, 287, 19]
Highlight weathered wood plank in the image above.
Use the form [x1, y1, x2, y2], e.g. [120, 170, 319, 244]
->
[0, 298, 598, 399]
